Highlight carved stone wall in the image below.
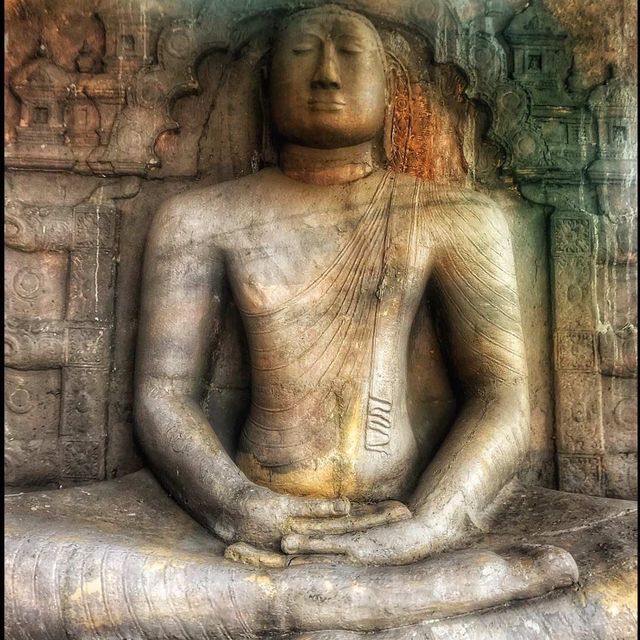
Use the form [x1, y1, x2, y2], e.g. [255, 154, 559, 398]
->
[507, 4, 638, 498]
[5, 174, 141, 486]
[5, 0, 636, 498]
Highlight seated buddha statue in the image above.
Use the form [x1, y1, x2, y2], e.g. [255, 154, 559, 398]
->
[135, 3, 540, 564]
[5, 6, 636, 640]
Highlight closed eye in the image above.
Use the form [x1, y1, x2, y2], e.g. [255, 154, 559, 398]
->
[292, 44, 315, 54]
[335, 38, 365, 54]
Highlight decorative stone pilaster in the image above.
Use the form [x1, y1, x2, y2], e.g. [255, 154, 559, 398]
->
[4, 180, 139, 487]
[588, 74, 638, 498]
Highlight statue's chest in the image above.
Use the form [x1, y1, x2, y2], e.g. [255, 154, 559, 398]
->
[226, 206, 430, 321]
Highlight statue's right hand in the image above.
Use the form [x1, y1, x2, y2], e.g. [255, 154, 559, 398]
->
[212, 483, 351, 550]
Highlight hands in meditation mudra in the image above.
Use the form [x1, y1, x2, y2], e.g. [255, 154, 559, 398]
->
[18, 6, 637, 639]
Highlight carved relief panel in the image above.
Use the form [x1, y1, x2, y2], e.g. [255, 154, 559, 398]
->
[509, 2, 637, 498]
[5, 203, 109, 485]
[4, 186, 132, 487]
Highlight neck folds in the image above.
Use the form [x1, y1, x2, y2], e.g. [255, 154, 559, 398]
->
[280, 142, 375, 185]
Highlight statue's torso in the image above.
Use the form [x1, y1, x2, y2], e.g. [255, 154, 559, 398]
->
[210, 169, 445, 500]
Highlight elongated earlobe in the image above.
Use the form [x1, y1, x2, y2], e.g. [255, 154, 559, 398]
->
[259, 57, 278, 167]
[384, 52, 414, 172]
[383, 60, 396, 167]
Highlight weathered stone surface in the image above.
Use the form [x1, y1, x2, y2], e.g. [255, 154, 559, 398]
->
[4, 174, 137, 488]
[3, 1, 636, 492]
[3, 1, 637, 637]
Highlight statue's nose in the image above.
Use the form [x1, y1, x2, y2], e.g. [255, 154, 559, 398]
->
[311, 41, 341, 90]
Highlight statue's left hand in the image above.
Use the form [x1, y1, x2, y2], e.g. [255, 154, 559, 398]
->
[281, 505, 476, 566]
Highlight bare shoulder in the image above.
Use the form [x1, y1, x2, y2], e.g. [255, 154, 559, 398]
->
[149, 170, 276, 249]
[412, 179, 512, 251]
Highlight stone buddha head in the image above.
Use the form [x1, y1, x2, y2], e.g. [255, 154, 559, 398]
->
[268, 5, 388, 151]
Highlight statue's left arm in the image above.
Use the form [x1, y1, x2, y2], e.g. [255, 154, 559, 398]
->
[406, 193, 529, 539]
[282, 193, 529, 564]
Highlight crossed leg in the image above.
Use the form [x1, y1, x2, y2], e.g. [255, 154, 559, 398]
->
[5, 470, 580, 639]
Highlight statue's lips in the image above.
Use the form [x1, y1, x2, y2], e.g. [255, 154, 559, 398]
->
[308, 98, 346, 112]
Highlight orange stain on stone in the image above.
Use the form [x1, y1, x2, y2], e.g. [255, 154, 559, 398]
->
[388, 70, 468, 183]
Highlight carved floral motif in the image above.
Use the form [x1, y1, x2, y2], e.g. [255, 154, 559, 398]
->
[553, 218, 593, 255]
[61, 438, 103, 480]
[555, 373, 604, 455]
[556, 331, 596, 372]
[553, 255, 594, 330]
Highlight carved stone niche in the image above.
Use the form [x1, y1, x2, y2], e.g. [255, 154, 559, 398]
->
[187, 0, 637, 499]
[506, 0, 637, 499]
[0, 0, 480, 489]
[9, 44, 76, 170]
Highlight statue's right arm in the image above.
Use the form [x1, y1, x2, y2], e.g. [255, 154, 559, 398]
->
[133, 195, 247, 536]
[134, 195, 349, 549]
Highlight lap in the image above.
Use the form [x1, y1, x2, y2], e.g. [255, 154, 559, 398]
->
[5, 469, 636, 639]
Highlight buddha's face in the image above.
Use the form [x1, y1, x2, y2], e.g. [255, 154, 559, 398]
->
[269, 9, 387, 149]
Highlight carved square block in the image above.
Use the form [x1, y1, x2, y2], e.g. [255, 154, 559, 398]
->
[602, 376, 637, 454]
[552, 217, 592, 255]
[61, 439, 104, 480]
[67, 250, 116, 321]
[604, 453, 637, 500]
[5, 368, 61, 440]
[67, 327, 110, 366]
[556, 372, 603, 454]
[5, 203, 74, 252]
[607, 122, 630, 147]
[553, 255, 595, 330]
[60, 367, 108, 439]
[73, 205, 117, 250]
[558, 454, 605, 496]
[5, 247, 68, 319]
[4, 438, 60, 487]
[556, 331, 596, 371]
[4, 324, 66, 369]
